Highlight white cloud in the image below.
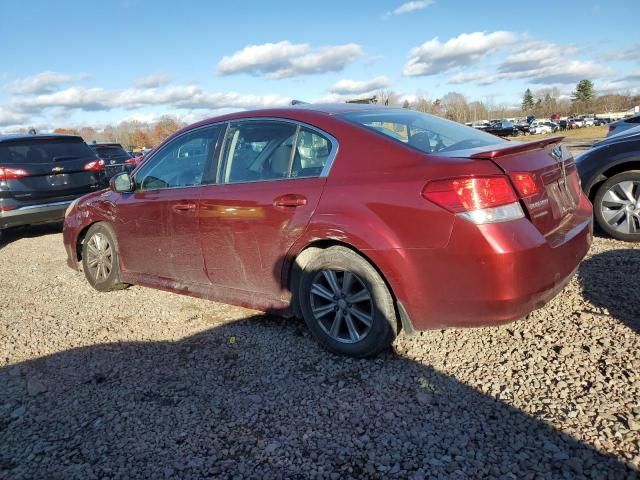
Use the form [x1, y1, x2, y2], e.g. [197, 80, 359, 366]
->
[497, 41, 611, 84]
[444, 39, 613, 87]
[7, 84, 289, 116]
[384, 1, 432, 17]
[448, 71, 490, 85]
[133, 71, 171, 88]
[602, 44, 640, 62]
[328, 76, 390, 95]
[217, 41, 362, 78]
[8, 70, 88, 95]
[596, 71, 640, 94]
[0, 107, 30, 127]
[403, 31, 519, 76]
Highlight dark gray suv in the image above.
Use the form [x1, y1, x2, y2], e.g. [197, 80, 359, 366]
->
[0, 134, 107, 238]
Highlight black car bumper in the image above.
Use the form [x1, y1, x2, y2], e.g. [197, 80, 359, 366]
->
[0, 200, 72, 230]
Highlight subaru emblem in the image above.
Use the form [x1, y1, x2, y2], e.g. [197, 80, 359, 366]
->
[550, 146, 563, 162]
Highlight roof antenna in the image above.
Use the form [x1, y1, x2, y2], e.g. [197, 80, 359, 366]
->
[291, 99, 309, 106]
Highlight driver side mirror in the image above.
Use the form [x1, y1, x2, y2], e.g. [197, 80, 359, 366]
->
[110, 172, 134, 193]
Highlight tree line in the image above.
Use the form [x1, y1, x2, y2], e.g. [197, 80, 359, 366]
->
[52, 116, 185, 150]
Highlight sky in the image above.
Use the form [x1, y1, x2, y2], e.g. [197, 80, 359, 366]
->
[1, 0, 639, 132]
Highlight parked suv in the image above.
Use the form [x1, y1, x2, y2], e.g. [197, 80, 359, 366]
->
[88, 142, 135, 178]
[0, 134, 107, 238]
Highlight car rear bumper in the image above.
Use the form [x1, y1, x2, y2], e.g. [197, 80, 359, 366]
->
[379, 194, 593, 331]
[0, 200, 71, 230]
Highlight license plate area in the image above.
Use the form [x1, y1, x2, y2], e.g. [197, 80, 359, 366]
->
[546, 177, 577, 218]
[47, 173, 70, 187]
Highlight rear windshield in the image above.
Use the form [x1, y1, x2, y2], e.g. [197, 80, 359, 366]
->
[90, 145, 130, 162]
[340, 109, 505, 154]
[0, 138, 97, 164]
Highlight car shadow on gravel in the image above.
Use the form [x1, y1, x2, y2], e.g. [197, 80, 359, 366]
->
[1, 316, 636, 479]
[578, 248, 640, 334]
[0, 223, 63, 249]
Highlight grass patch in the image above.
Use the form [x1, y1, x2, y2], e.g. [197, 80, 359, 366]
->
[521, 125, 608, 143]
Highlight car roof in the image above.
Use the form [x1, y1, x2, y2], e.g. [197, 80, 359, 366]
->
[0, 133, 83, 143]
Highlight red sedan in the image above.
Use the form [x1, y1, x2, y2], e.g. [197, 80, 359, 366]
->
[63, 104, 593, 357]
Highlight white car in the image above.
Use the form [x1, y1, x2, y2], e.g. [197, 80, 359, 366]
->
[582, 117, 595, 127]
[529, 121, 553, 135]
[571, 118, 585, 128]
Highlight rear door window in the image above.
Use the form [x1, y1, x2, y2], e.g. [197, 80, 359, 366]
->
[219, 121, 297, 183]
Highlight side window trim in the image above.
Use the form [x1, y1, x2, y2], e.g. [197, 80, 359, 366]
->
[133, 123, 222, 192]
[215, 117, 339, 185]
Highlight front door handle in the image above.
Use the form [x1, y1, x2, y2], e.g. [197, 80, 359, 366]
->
[172, 202, 197, 213]
[273, 194, 307, 208]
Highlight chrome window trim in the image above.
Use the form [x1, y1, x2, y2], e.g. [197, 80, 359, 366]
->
[216, 117, 339, 185]
[132, 123, 223, 193]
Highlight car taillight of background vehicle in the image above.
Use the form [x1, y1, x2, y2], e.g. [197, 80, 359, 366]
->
[124, 158, 138, 166]
[83, 159, 105, 171]
[422, 176, 525, 224]
[0, 167, 29, 180]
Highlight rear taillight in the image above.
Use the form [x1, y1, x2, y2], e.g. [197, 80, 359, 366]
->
[0, 205, 18, 211]
[124, 158, 138, 166]
[511, 173, 539, 197]
[0, 167, 29, 180]
[608, 125, 616, 132]
[84, 159, 105, 171]
[422, 176, 524, 224]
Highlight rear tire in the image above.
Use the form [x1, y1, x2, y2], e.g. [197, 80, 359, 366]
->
[298, 246, 398, 357]
[593, 171, 640, 242]
[82, 223, 129, 291]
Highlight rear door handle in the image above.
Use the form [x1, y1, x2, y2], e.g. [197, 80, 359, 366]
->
[273, 194, 307, 208]
[172, 202, 197, 213]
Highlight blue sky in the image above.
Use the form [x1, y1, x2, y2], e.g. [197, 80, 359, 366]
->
[1, 0, 639, 131]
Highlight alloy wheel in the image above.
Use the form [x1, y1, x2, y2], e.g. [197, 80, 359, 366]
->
[85, 232, 113, 282]
[600, 180, 640, 235]
[309, 269, 374, 344]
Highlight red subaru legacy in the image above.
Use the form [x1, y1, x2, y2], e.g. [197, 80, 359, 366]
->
[63, 104, 593, 357]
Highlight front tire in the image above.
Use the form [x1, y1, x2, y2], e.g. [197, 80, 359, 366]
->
[298, 246, 398, 357]
[593, 171, 640, 242]
[82, 223, 129, 291]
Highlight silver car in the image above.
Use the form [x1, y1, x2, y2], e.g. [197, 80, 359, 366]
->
[606, 113, 640, 137]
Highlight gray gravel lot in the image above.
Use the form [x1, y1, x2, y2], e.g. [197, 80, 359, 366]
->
[1, 225, 639, 479]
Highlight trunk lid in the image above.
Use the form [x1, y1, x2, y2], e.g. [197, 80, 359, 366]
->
[445, 137, 582, 236]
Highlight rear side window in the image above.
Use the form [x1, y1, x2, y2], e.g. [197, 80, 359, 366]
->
[340, 109, 504, 154]
[0, 138, 97, 164]
[292, 128, 332, 178]
[624, 115, 640, 124]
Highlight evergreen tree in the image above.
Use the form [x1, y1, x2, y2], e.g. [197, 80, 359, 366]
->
[572, 80, 594, 105]
[521, 89, 534, 111]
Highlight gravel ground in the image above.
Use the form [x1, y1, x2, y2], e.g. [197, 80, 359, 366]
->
[0, 225, 638, 479]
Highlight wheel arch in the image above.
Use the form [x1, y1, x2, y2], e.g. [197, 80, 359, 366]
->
[586, 159, 640, 202]
[285, 238, 406, 332]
